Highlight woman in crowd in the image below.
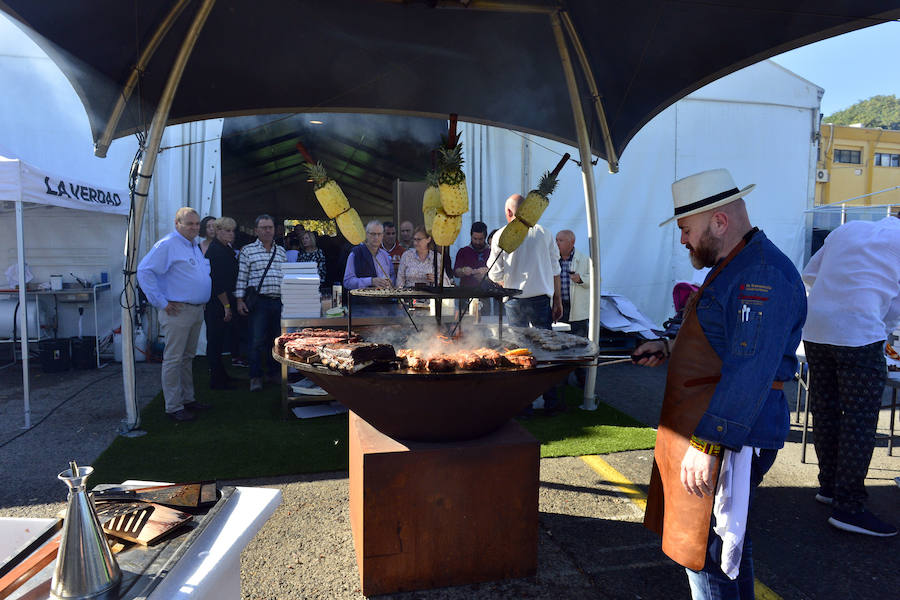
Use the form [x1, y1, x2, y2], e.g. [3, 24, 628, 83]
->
[198, 215, 217, 256]
[204, 216, 238, 389]
[297, 229, 327, 290]
[396, 226, 451, 288]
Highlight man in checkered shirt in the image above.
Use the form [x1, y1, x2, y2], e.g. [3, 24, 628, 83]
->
[236, 214, 286, 391]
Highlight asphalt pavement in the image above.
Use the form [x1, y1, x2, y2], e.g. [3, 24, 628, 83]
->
[1, 359, 897, 599]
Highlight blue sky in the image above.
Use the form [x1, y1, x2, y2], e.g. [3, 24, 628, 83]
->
[770, 20, 900, 117]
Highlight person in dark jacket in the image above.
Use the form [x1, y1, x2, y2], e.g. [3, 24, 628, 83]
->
[205, 216, 239, 389]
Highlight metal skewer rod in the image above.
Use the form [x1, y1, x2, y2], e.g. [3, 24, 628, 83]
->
[448, 250, 504, 338]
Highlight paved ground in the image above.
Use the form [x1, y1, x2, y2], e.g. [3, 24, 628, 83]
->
[1, 359, 898, 599]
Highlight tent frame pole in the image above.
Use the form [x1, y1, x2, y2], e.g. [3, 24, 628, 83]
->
[15, 178, 30, 429]
[550, 10, 601, 410]
[95, 0, 192, 158]
[120, 0, 217, 434]
[559, 10, 619, 174]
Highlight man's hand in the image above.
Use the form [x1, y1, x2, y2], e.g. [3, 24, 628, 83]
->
[680, 445, 717, 498]
[474, 267, 488, 277]
[632, 340, 667, 367]
[552, 295, 563, 322]
[461, 266, 473, 276]
[372, 277, 391, 288]
[164, 302, 180, 316]
[570, 273, 583, 284]
[223, 306, 233, 322]
[237, 298, 249, 316]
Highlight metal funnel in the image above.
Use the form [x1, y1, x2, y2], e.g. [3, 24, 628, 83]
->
[51, 461, 121, 599]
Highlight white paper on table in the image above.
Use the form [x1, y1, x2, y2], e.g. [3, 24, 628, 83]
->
[598, 297, 633, 329]
[292, 402, 348, 419]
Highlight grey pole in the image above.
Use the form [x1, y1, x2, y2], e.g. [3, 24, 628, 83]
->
[15, 174, 30, 429]
[550, 10, 603, 410]
[120, 0, 218, 434]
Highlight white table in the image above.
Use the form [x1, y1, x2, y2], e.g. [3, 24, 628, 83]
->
[1, 485, 281, 600]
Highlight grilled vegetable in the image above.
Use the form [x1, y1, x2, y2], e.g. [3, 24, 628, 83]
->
[336, 208, 365, 245]
[497, 218, 529, 253]
[306, 161, 350, 219]
[431, 209, 462, 246]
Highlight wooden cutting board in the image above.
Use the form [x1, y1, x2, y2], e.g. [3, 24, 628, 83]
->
[94, 501, 192, 546]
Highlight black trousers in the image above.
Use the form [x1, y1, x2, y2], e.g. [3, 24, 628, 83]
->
[205, 301, 232, 382]
[805, 340, 887, 512]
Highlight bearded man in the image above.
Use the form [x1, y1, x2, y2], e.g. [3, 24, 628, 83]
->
[634, 169, 807, 599]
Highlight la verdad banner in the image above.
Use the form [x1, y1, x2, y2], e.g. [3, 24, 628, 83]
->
[1, 155, 129, 216]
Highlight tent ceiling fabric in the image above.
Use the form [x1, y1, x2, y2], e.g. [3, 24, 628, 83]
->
[1, 0, 898, 164]
[221, 113, 447, 220]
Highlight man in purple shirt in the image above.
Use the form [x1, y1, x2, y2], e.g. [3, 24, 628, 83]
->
[454, 221, 489, 288]
[343, 220, 397, 315]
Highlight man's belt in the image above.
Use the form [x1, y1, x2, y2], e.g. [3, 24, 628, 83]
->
[261, 294, 281, 300]
[172, 301, 203, 306]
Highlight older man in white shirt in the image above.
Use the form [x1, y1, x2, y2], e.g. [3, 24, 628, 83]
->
[801, 211, 900, 537]
[137, 207, 212, 422]
[489, 193, 564, 413]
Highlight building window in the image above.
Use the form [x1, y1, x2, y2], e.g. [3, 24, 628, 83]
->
[874, 152, 900, 167]
[834, 149, 861, 164]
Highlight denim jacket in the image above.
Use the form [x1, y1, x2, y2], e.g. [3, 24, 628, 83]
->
[693, 230, 807, 449]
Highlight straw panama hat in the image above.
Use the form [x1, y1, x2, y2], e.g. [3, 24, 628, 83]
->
[659, 168, 755, 227]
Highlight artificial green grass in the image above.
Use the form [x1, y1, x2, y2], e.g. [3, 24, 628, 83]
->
[91, 359, 657, 484]
[519, 385, 657, 458]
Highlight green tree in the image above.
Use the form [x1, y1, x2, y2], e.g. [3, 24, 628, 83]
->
[824, 95, 900, 130]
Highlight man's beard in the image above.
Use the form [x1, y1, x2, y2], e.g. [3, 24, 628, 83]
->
[688, 226, 722, 269]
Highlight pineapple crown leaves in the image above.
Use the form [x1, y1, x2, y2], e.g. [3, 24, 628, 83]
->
[305, 161, 330, 188]
[437, 142, 464, 172]
[424, 169, 440, 188]
[532, 170, 559, 198]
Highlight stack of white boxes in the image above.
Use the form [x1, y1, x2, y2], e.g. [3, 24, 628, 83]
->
[281, 262, 321, 318]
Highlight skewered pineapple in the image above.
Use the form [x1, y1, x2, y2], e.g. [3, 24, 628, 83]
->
[306, 162, 350, 219]
[336, 208, 365, 245]
[431, 209, 462, 247]
[422, 170, 441, 234]
[438, 143, 468, 216]
[516, 169, 559, 227]
[497, 218, 529, 254]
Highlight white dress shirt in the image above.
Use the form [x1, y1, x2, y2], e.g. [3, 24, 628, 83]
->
[137, 231, 211, 309]
[489, 223, 560, 298]
[802, 216, 900, 346]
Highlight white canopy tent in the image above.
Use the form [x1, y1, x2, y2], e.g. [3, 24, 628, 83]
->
[0, 154, 129, 428]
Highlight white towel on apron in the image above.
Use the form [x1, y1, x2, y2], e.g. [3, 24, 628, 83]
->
[712, 446, 757, 579]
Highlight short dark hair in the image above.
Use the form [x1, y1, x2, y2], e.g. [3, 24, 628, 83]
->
[383, 221, 395, 229]
[471, 221, 487, 235]
[198, 216, 217, 238]
[255, 214, 275, 228]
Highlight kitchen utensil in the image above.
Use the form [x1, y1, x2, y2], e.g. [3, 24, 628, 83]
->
[93, 501, 192, 546]
[91, 481, 216, 508]
[51, 461, 121, 600]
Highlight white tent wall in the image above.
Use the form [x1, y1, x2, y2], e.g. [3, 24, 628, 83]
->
[457, 60, 820, 326]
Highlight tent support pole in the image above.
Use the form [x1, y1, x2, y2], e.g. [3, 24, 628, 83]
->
[550, 10, 600, 411]
[94, 0, 192, 157]
[559, 10, 619, 174]
[16, 191, 30, 429]
[120, 0, 217, 434]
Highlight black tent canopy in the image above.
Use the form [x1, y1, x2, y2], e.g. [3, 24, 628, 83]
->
[2, 1, 898, 167]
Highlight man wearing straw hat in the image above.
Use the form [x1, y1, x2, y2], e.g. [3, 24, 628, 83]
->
[634, 168, 806, 599]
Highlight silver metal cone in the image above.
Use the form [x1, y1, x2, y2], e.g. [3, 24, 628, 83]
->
[51, 465, 121, 599]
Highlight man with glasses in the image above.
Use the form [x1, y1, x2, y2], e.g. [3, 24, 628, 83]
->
[343, 220, 397, 314]
[236, 214, 286, 392]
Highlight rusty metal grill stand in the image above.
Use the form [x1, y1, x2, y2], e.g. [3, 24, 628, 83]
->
[348, 286, 520, 339]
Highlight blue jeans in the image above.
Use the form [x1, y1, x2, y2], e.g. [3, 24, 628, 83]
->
[249, 296, 282, 378]
[505, 295, 551, 329]
[686, 448, 778, 600]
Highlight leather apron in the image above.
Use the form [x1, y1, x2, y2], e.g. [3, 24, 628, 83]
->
[642, 238, 747, 571]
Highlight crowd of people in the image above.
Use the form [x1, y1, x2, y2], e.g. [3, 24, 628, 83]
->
[136, 165, 898, 599]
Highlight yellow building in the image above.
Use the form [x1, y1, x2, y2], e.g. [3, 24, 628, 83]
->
[816, 124, 900, 207]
